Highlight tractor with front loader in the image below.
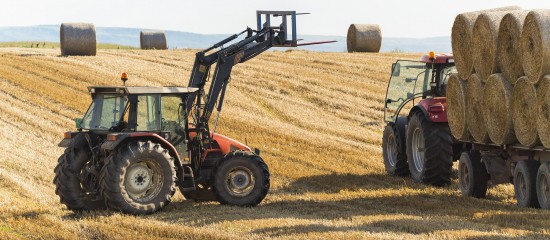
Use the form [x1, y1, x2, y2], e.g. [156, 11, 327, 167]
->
[382, 52, 459, 186]
[54, 11, 334, 215]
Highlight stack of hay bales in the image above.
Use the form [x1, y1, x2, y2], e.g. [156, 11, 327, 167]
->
[140, 31, 168, 50]
[60, 23, 97, 56]
[448, 7, 550, 147]
[346, 24, 382, 53]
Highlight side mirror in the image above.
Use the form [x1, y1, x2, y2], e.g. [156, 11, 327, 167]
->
[75, 118, 83, 129]
[392, 62, 401, 77]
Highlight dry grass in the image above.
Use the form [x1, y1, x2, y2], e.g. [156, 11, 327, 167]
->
[0, 48, 549, 239]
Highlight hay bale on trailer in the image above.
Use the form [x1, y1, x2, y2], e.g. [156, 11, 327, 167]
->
[451, 6, 521, 79]
[483, 73, 516, 145]
[140, 31, 168, 50]
[536, 75, 550, 148]
[521, 10, 550, 84]
[446, 74, 470, 140]
[497, 11, 530, 83]
[473, 10, 523, 81]
[466, 74, 490, 142]
[60, 23, 96, 56]
[512, 77, 540, 147]
[346, 24, 382, 53]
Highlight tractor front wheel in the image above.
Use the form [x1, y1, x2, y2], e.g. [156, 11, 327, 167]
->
[406, 111, 453, 186]
[212, 151, 270, 206]
[382, 117, 409, 176]
[100, 141, 176, 215]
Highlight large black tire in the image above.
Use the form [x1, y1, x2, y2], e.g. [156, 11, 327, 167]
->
[182, 185, 218, 202]
[458, 151, 488, 198]
[537, 162, 550, 209]
[406, 111, 453, 186]
[382, 117, 409, 176]
[212, 151, 270, 206]
[99, 141, 176, 215]
[514, 160, 540, 208]
[53, 143, 105, 211]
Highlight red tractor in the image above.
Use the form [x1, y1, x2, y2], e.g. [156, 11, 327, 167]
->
[382, 52, 459, 186]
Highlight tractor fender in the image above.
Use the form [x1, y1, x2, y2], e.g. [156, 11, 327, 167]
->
[409, 97, 448, 123]
[58, 132, 85, 148]
[101, 132, 184, 168]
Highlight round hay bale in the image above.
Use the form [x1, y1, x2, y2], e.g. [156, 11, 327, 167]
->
[60, 23, 96, 56]
[536, 75, 550, 148]
[521, 10, 550, 84]
[473, 11, 523, 81]
[140, 31, 168, 50]
[452, 6, 521, 79]
[446, 74, 470, 140]
[466, 74, 490, 142]
[512, 77, 540, 147]
[483, 73, 516, 145]
[497, 11, 530, 83]
[346, 24, 381, 53]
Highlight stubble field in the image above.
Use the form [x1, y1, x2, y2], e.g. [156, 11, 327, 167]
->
[0, 47, 548, 239]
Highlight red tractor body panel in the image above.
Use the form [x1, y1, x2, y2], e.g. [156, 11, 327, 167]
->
[417, 97, 448, 123]
[188, 132, 251, 156]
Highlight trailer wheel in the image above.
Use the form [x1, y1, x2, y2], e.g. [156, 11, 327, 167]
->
[514, 161, 540, 208]
[536, 162, 550, 209]
[100, 141, 176, 215]
[212, 151, 270, 206]
[458, 151, 488, 198]
[406, 111, 453, 186]
[382, 117, 409, 176]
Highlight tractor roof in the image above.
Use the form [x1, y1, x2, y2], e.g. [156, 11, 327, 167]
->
[420, 53, 454, 64]
[88, 86, 199, 95]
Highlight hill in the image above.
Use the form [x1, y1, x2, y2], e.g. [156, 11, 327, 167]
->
[0, 48, 548, 239]
[0, 25, 452, 53]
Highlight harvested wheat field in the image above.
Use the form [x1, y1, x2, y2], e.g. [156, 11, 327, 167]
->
[0, 47, 549, 239]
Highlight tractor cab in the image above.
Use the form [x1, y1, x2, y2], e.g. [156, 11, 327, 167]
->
[74, 86, 198, 158]
[384, 52, 456, 123]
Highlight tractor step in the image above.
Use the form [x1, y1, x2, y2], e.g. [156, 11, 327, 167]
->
[178, 166, 196, 190]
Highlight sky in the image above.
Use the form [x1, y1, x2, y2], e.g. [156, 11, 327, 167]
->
[1, 0, 550, 38]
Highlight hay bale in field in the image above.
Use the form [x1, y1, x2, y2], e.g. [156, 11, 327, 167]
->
[497, 11, 530, 83]
[483, 73, 516, 145]
[521, 10, 550, 84]
[140, 31, 168, 50]
[536, 75, 550, 148]
[60, 23, 96, 56]
[346, 24, 381, 53]
[452, 6, 521, 79]
[446, 74, 470, 140]
[512, 77, 540, 147]
[466, 74, 490, 142]
[473, 10, 523, 81]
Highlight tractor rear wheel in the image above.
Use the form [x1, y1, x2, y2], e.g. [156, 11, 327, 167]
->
[458, 150, 488, 198]
[212, 151, 270, 206]
[406, 111, 453, 186]
[100, 141, 176, 215]
[514, 160, 540, 208]
[54, 146, 105, 211]
[537, 162, 550, 209]
[382, 117, 409, 176]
